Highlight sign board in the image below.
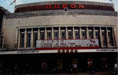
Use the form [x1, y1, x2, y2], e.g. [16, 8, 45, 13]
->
[36, 39, 99, 50]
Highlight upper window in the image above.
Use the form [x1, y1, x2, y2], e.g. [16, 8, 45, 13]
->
[33, 29, 38, 47]
[26, 29, 31, 48]
[40, 28, 45, 40]
[20, 30, 25, 48]
[88, 28, 93, 39]
[81, 27, 86, 39]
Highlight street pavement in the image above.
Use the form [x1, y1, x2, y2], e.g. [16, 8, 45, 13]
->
[12, 72, 112, 75]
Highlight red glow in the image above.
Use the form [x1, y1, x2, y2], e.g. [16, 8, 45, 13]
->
[70, 4, 76, 8]
[36, 46, 99, 50]
[54, 4, 60, 8]
[62, 4, 68, 8]
[45, 4, 51, 8]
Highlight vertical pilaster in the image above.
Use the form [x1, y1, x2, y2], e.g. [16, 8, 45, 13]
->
[93, 27, 95, 39]
[80, 27, 82, 39]
[100, 27, 103, 47]
[45, 27, 47, 40]
[31, 29, 34, 48]
[86, 27, 89, 39]
[24, 29, 27, 48]
[73, 27, 75, 39]
[18, 29, 20, 49]
[38, 28, 40, 40]
[106, 27, 109, 47]
[112, 27, 117, 47]
[52, 27, 54, 40]
[66, 27, 68, 40]
[59, 27, 61, 39]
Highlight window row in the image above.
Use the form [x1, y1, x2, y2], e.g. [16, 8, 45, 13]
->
[18, 27, 115, 48]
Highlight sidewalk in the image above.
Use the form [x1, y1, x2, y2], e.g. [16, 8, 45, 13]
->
[21, 72, 111, 75]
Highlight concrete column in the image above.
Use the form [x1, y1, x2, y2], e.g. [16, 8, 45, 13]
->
[80, 27, 82, 39]
[106, 27, 109, 47]
[59, 27, 61, 39]
[24, 29, 27, 48]
[100, 27, 103, 47]
[93, 27, 95, 39]
[31, 29, 34, 48]
[112, 27, 117, 47]
[86, 27, 89, 39]
[66, 27, 68, 40]
[18, 29, 20, 49]
[73, 27, 75, 39]
[38, 28, 40, 40]
[45, 28, 47, 40]
[52, 27, 54, 40]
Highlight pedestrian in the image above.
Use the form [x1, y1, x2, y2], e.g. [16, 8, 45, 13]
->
[88, 59, 95, 75]
[114, 63, 117, 75]
[73, 63, 78, 73]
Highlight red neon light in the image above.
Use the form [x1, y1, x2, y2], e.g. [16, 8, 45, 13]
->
[54, 4, 60, 8]
[45, 4, 85, 9]
[78, 4, 84, 8]
[70, 4, 76, 8]
[45, 4, 51, 8]
[62, 4, 68, 8]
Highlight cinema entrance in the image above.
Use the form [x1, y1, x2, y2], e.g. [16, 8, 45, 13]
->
[0, 52, 117, 74]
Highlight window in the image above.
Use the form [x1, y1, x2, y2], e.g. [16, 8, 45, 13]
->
[54, 27, 59, 39]
[81, 27, 86, 39]
[95, 27, 99, 39]
[75, 31, 80, 39]
[47, 31, 52, 40]
[88, 28, 93, 39]
[54, 31, 59, 39]
[68, 28, 73, 39]
[95, 31, 99, 39]
[75, 27, 80, 39]
[68, 31, 73, 39]
[26, 30, 31, 48]
[61, 28, 66, 40]
[61, 31, 66, 39]
[20, 30, 25, 48]
[40, 28, 45, 40]
[102, 29, 107, 47]
[33, 29, 38, 47]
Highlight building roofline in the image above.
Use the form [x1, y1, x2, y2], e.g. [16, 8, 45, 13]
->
[15, 1, 113, 9]
[0, 6, 10, 14]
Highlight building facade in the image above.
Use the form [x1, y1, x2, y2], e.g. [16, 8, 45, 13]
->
[0, 1, 117, 74]
[0, 7, 5, 48]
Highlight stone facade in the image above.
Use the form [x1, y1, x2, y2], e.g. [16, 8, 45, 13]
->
[1, 2, 118, 49]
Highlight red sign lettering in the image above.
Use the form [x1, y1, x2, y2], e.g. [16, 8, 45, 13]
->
[62, 4, 68, 8]
[45, 4, 84, 9]
[54, 4, 60, 8]
[45, 4, 51, 8]
[78, 4, 84, 8]
[70, 4, 76, 8]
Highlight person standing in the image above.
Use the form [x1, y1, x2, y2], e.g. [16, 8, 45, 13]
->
[114, 63, 117, 75]
[88, 59, 95, 75]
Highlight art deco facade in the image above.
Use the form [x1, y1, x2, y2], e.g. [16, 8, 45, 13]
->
[0, 1, 117, 74]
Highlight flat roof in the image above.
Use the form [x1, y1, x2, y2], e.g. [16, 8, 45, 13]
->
[15, 1, 114, 13]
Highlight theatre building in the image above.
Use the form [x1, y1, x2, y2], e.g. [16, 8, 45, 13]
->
[0, 7, 5, 48]
[0, 1, 118, 74]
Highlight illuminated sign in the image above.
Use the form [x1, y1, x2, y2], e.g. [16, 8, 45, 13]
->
[16, 3, 114, 12]
[44, 4, 84, 9]
[36, 39, 99, 50]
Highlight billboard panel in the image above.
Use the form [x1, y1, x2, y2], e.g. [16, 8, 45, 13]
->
[36, 39, 99, 50]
